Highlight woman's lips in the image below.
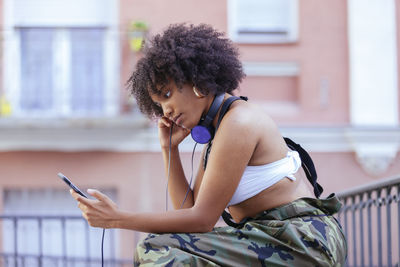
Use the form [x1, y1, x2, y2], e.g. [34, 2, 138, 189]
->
[174, 114, 184, 127]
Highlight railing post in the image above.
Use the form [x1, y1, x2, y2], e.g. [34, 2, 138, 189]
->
[13, 217, 17, 267]
[398, 184, 400, 267]
[367, 192, 373, 267]
[377, 189, 383, 267]
[61, 217, 67, 267]
[38, 218, 43, 267]
[386, 186, 392, 267]
[110, 229, 116, 264]
[85, 220, 90, 267]
[351, 195, 357, 267]
[359, 193, 365, 267]
[343, 197, 349, 257]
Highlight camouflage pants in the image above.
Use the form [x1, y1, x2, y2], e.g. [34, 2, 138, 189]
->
[134, 194, 347, 266]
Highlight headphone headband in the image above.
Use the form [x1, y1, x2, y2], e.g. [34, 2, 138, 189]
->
[191, 93, 225, 144]
[199, 94, 225, 126]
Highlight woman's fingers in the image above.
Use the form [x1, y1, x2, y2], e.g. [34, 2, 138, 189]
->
[71, 188, 118, 228]
[159, 116, 172, 127]
[78, 201, 85, 211]
[87, 189, 107, 202]
[70, 189, 94, 206]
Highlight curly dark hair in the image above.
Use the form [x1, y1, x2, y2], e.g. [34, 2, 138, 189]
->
[127, 23, 245, 119]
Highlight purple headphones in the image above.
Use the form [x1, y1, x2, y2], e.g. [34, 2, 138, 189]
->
[191, 94, 225, 144]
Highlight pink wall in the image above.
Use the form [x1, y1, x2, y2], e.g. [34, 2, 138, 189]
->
[239, 0, 349, 125]
[119, 0, 227, 34]
[120, 0, 349, 125]
[0, 0, 399, 260]
[313, 152, 400, 197]
[241, 77, 298, 103]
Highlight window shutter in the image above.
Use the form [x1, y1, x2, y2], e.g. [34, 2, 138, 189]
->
[13, 0, 114, 26]
[229, 0, 298, 43]
[20, 29, 54, 111]
[70, 28, 105, 113]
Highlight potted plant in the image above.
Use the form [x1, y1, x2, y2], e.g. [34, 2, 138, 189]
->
[128, 21, 149, 52]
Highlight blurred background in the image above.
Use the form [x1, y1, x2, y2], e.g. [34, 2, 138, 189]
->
[0, 0, 399, 266]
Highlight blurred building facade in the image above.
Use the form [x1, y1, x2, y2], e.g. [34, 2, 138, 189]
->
[0, 0, 399, 262]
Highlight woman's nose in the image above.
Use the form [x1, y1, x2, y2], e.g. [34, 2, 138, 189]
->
[163, 104, 173, 118]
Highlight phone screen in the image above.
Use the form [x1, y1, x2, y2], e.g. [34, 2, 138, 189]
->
[57, 172, 88, 198]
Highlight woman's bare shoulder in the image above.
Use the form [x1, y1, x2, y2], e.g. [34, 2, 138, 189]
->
[222, 100, 281, 137]
[221, 100, 288, 164]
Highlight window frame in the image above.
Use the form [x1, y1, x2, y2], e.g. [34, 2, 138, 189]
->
[2, 0, 120, 118]
[227, 0, 299, 44]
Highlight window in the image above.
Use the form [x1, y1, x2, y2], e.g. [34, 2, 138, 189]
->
[17, 27, 107, 116]
[228, 0, 299, 43]
[3, 0, 119, 117]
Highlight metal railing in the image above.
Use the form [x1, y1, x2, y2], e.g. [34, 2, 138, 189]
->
[0, 215, 132, 267]
[2, 175, 399, 267]
[337, 175, 400, 267]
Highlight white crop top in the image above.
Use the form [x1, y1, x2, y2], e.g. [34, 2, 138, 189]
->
[228, 150, 301, 206]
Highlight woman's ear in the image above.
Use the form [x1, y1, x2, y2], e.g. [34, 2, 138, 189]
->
[193, 86, 205, 98]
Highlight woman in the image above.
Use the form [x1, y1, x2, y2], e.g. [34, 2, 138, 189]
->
[71, 24, 347, 266]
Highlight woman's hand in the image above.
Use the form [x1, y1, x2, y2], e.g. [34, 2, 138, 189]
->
[158, 116, 190, 149]
[70, 189, 120, 229]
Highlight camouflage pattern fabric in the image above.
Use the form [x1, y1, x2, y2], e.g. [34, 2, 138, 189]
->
[134, 194, 347, 266]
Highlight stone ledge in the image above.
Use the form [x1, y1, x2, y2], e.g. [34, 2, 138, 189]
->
[0, 120, 399, 175]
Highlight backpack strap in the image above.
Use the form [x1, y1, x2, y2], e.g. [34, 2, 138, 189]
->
[222, 138, 324, 228]
[201, 96, 324, 228]
[203, 96, 248, 170]
[284, 137, 323, 198]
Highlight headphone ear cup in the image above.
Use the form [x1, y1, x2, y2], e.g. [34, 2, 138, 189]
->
[191, 93, 224, 144]
[191, 125, 214, 144]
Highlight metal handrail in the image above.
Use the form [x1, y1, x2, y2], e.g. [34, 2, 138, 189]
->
[337, 174, 400, 198]
[0, 215, 83, 219]
[0, 214, 132, 267]
[337, 174, 400, 267]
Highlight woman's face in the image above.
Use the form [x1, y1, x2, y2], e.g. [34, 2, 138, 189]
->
[150, 82, 210, 129]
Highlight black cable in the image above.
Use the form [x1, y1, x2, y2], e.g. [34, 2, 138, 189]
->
[180, 142, 197, 208]
[166, 125, 173, 211]
[165, 124, 198, 210]
[97, 125, 197, 266]
[101, 228, 105, 267]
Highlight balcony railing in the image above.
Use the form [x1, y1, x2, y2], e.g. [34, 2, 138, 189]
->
[0, 215, 132, 267]
[337, 175, 400, 267]
[2, 175, 399, 267]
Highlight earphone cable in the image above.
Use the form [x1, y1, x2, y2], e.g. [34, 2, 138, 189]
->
[166, 125, 173, 211]
[101, 228, 105, 267]
[180, 142, 197, 208]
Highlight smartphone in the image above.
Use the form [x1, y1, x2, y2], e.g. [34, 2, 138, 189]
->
[57, 172, 88, 198]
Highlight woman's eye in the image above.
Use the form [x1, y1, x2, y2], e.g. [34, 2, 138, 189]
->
[164, 90, 171, 98]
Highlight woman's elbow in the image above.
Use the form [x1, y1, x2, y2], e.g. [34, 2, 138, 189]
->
[195, 222, 214, 233]
[190, 210, 217, 233]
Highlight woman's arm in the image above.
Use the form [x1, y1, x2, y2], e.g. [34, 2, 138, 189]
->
[162, 146, 194, 209]
[71, 189, 210, 233]
[158, 117, 196, 209]
[72, 104, 260, 233]
[163, 142, 208, 209]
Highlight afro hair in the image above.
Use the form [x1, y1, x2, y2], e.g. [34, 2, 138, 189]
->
[127, 23, 245, 119]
